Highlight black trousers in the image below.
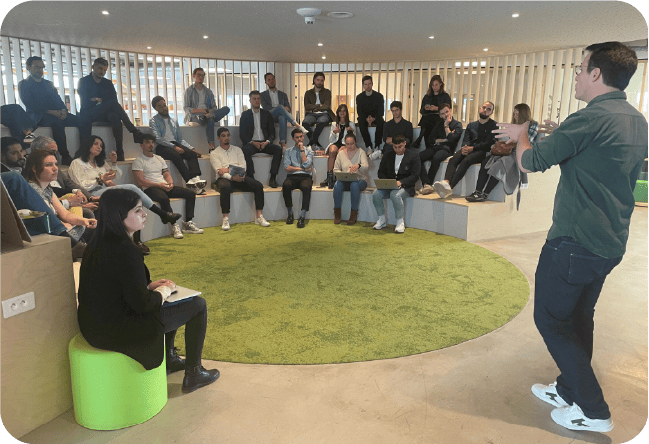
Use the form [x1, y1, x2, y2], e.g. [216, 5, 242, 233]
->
[37, 112, 91, 158]
[241, 142, 283, 178]
[419, 146, 452, 185]
[83, 100, 137, 158]
[282, 174, 313, 211]
[1, 104, 35, 148]
[357, 116, 384, 149]
[155, 144, 202, 183]
[144, 185, 196, 221]
[215, 176, 264, 214]
[474, 156, 500, 195]
[161, 296, 207, 368]
[444, 150, 487, 189]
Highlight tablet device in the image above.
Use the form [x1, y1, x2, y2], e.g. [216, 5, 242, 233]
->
[164, 286, 202, 305]
[374, 179, 399, 190]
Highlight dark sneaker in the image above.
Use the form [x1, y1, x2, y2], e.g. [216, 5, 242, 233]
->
[465, 190, 487, 202]
[286, 213, 295, 224]
[297, 216, 306, 228]
[182, 366, 220, 394]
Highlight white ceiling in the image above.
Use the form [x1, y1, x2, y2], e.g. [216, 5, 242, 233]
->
[1, 1, 647, 63]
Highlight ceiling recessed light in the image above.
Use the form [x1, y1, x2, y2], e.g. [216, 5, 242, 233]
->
[483, 48, 488, 52]
[429, 36, 435, 39]
[203, 35, 209, 39]
[318, 43, 323, 47]
[512, 13, 519, 18]
[101, 10, 109, 15]
[147, 46, 152, 50]
[322, 56, 326, 59]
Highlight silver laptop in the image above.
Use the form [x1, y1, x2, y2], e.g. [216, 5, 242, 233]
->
[335, 172, 360, 182]
[164, 286, 202, 305]
[374, 179, 399, 189]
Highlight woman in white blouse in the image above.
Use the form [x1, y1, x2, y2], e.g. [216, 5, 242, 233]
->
[69, 136, 182, 228]
[317, 104, 356, 189]
[332, 133, 368, 225]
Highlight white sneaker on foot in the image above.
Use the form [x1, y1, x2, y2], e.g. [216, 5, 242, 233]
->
[531, 382, 570, 408]
[172, 223, 184, 239]
[369, 149, 382, 160]
[395, 218, 405, 233]
[373, 215, 387, 230]
[222, 218, 230, 231]
[186, 176, 199, 185]
[551, 404, 613, 433]
[182, 220, 203, 234]
[433, 181, 452, 198]
[255, 215, 270, 227]
[296, 123, 309, 134]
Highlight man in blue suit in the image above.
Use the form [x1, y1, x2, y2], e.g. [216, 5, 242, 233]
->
[260, 73, 306, 151]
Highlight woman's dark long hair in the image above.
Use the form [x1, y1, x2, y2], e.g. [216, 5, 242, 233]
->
[23, 149, 57, 182]
[84, 188, 141, 259]
[335, 103, 349, 126]
[75, 135, 106, 167]
[426, 75, 445, 96]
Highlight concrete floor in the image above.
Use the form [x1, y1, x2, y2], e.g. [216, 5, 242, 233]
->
[19, 208, 647, 444]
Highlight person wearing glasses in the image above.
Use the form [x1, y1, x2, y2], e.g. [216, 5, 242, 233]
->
[494, 41, 647, 434]
[183, 67, 230, 152]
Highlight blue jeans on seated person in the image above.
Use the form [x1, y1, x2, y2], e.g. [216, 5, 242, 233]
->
[333, 179, 367, 211]
[270, 106, 296, 144]
[1, 104, 36, 148]
[93, 184, 154, 209]
[189, 107, 230, 144]
[372, 188, 409, 220]
[1, 171, 67, 236]
[533, 236, 622, 420]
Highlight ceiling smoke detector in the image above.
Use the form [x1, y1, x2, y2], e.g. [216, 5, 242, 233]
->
[297, 8, 321, 24]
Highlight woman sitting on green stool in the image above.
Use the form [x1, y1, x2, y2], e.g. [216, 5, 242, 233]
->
[76, 188, 219, 394]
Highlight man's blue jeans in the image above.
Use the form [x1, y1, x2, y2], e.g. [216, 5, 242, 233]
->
[372, 188, 409, 220]
[189, 106, 230, 143]
[533, 236, 622, 420]
[270, 106, 296, 144]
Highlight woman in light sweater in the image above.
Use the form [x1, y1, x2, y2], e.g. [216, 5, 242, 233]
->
[332, 133, 369, 225]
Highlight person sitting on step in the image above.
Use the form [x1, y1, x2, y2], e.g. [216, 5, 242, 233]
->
[150, 96, 207, 194]
[332, 132, 369, 225]
[132, 134, 204, 240]
[318, 103, 356, 189]
[210, 127, 270, 231]
[282, 129, 314, 228]
[260, 73, 308, 152]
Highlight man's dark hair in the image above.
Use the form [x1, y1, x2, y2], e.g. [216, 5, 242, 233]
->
[76, 136, 107, 167]
[264, 72, 275, 81]
[291, 128, 304, 138]
[141, 133, 156, 143]
[217, 127, 229, 137]
[93, 57, 109, 67]
[362, 75, 373, 84]
[1, 137, 21, 156]
[585, 41, 638, 91]
[439, 102, 452, 111]
[192, 67, 204, 76]
[249, 90, 260, 98]
[26, 56, 43, 68]
[392, 135, 406, 145]
[390, 101, 402, 110]
[312, 72, 325, 84]
[151, 96, 165, 109]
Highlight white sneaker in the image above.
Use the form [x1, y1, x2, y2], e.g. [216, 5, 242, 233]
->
[551, 403, 613, 433]
[395, 218, 405, 233]
[296, 123, 309, 134]
[255, 215, 270, 227]
[186, 176, 199, 185]
[433, 181, 452, 198]
[182, 220, 203, 234]
[369, 149, 382, 160]
[222, 218, 230, 231]
[172, 223, 184, 239]
[373, 215, 387, 230]
[531, 382, 570, 408]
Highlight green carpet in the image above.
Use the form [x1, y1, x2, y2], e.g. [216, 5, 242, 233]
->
[145, 220, 529, 365]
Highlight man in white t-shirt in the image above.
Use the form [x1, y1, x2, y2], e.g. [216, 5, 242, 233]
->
[210, 127, 270, 231]
[132, 134, 204, 239]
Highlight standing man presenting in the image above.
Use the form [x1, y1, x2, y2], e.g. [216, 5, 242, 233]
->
[78, 57, 145, 161]
[494, 41, 647, 434]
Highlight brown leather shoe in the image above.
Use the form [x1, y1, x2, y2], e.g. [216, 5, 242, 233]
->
[347, 209, 358, 225]
[334, 208, 342, 224]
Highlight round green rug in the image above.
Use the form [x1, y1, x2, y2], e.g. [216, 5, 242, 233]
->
[145, 220, 529, 365]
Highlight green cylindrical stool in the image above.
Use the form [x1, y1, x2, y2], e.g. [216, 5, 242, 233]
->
[68, 333, 168, 430]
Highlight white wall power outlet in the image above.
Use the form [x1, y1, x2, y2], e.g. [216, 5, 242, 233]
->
[2, 292, 36, 319]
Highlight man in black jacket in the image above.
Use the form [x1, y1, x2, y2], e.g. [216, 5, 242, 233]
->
[371, 135, 420, 234]
[239, 91, 283, 188]
[356, 75, 385, 154]
[434, 101, 496, 198]
[419, 103, 463, 194]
